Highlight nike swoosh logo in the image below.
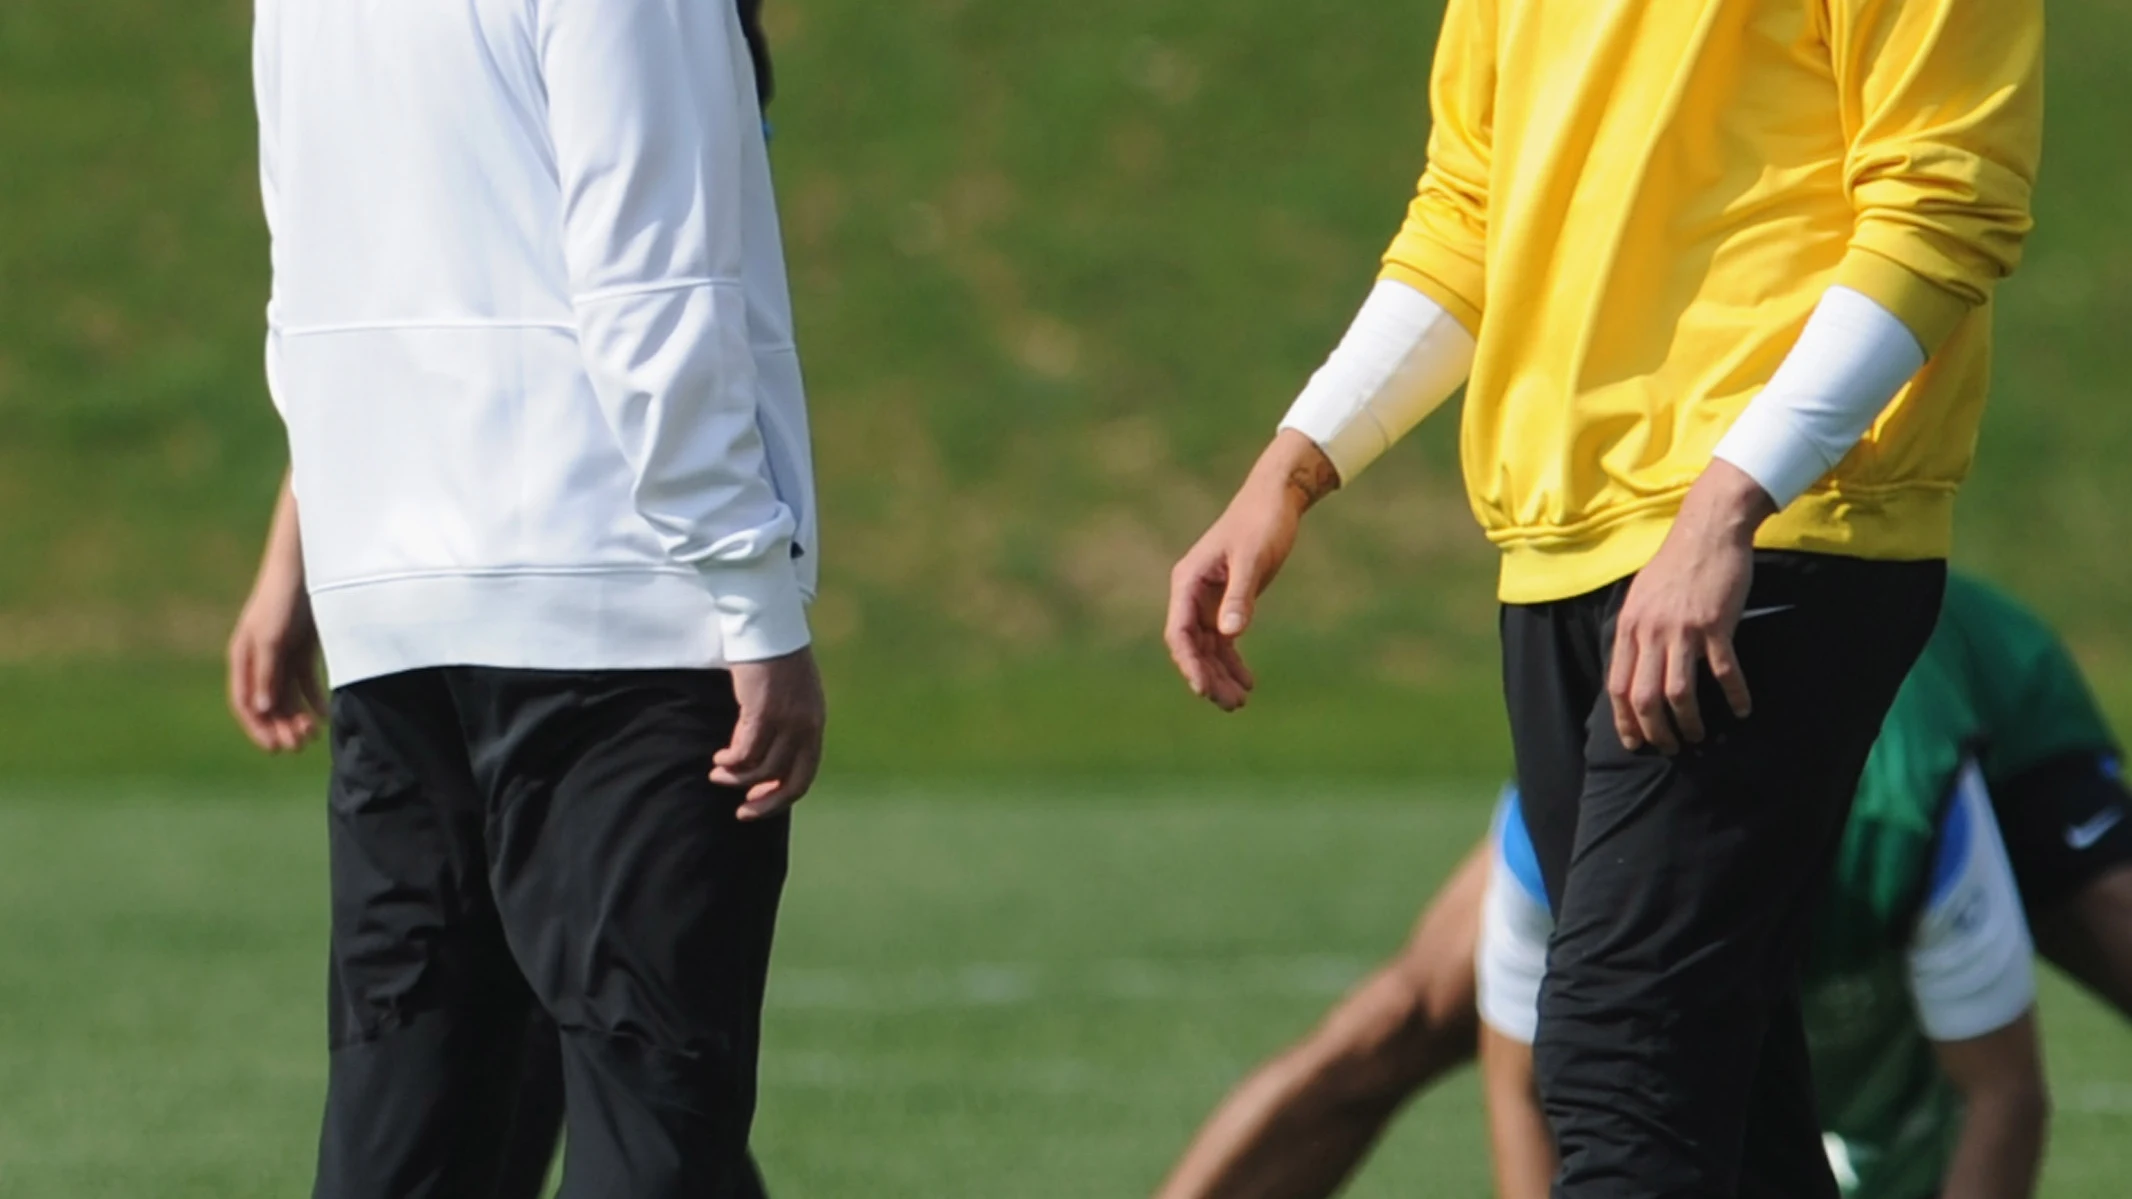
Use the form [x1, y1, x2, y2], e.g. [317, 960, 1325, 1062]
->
[2066, 808, 2126, 850]
[1740, 604, 1797, 621]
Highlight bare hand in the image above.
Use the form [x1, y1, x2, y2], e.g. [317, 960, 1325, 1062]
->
[227, 566, 326, 753]
[712, 645, 826, 821]
[1165, 431, 1339, 711]
[1606, 462, 1777, 753]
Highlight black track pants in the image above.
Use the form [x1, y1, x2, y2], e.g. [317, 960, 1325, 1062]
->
[1503, 552, 1944, 1199]
[313, 667, 785, 1199]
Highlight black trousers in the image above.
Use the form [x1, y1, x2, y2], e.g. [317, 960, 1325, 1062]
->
[314, 667, 786, 1199]
[1504, 552, 1945, 1199]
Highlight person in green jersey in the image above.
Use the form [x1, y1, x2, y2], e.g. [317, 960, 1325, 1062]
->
[1154, 573, 2131, 1199]
[1480, 770, 2038, 1199]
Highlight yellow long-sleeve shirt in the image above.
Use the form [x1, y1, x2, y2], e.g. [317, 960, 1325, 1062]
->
[1387, 0, 2043, 603]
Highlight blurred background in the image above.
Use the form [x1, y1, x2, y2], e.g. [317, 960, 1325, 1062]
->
[1, 0, 2127, 1195]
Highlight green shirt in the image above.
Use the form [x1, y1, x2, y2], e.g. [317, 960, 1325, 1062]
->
[1806, 574, 2114, 1198]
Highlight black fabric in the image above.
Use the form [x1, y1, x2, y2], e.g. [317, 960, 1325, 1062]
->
[1503, 551, 1946, 1199]
[738, 0, 773, 103]
[489, 1011, 567, 1199]
[314, 667, 786, 1199]
[1991, 750, 2132, 917]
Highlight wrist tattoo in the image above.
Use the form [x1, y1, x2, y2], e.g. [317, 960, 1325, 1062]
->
[1285, 456, 1342, 509]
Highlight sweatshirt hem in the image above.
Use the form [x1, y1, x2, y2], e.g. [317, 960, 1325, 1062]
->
[311, 569, 734, 689]
[1491, 486, 1958, 605]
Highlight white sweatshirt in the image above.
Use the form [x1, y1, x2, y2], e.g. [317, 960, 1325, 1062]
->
[254, 0, 816, 687]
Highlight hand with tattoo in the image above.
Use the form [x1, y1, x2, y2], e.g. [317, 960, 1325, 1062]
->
[1164, 430, 1342, 711]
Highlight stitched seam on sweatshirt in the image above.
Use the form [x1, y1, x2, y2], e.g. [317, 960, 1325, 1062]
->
[278, 318, 578, 337]
[309, 564, 704, 594]
[571, 276, 744, 304]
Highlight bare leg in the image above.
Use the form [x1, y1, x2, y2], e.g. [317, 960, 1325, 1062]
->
[2033, 865, 2132, 1021]
[1153, 843, 1490, 1199]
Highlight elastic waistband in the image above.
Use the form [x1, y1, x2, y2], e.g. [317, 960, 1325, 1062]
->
[1493, 486, 1958, 604]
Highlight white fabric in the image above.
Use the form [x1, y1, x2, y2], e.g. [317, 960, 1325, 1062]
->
[254, 0, 816, 685]
[1277, 280, 1476, 483]
[1713, 285, 1928, 507]
[1907, 765, 2037, 1043]
[1474, 764, 2035, 1047]
[1476, 829, 1552, 1046]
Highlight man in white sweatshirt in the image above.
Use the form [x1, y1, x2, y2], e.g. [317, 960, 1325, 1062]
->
[245, 1, 818, 1195]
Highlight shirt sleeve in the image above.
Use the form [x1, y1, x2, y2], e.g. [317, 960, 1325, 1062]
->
[536, 0, 809, 662]
[1380, 0, 1495, 334]
[1277, 279, 1477, 484]
[1823, 0, 2044, 354]
[1478, 801, 1553, 1045]
[1711, 286, 1925, 506]
[252, 4, 286, 418]
[1908, 764, 2037, 1043]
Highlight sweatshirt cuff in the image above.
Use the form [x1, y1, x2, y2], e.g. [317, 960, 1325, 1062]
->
[702, 553, 812, 663]
[1379, 261, 1482, 338]
[1712, 285, 1926, 508]
[1835, 249, 1972, 357]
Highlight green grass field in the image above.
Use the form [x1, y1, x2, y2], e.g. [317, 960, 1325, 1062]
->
[2, 1, 2129, 1191]
[2, 784, 2127, 1198]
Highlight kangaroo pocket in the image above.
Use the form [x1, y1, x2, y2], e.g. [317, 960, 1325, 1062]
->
[276, 324, 668, 589]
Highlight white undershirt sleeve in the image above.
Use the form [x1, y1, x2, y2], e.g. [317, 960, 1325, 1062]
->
[1277, 279, 1477, 484]
[1712, 285, 1929, 508]
[1907, 764, 2037, 1043]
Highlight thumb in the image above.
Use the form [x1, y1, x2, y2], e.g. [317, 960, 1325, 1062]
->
[715, 715, 764, 770]
[1217, 557, 1259, 638]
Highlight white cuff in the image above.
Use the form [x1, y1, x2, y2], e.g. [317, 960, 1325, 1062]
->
[1278, 280, 1476, 484]
[702, 553, 812, 662]
[1712, 286, 1927, 508]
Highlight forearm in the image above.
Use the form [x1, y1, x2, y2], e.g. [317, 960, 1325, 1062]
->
[1710, 286, 1925, 509]
[1233, 430, 1343, 519]
[1277, 281, 1475, 485]
[252, 471, 305, 595]
[1157, 953, 1477, 1199]
[1152, 1033, 1406, 1199]
[1940, 1087, 2048, 1199]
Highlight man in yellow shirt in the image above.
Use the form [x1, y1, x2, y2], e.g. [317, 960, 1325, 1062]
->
[1165, 0, 2042, 1193]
